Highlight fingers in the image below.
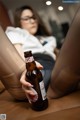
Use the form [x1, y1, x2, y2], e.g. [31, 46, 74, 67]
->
[35, 61, 43, 69]
[22, 85, 38, 103]
[20, 71, 36, 103]
[20, 60, 43, 86]
[22, 85, 35, 95]
[20, 60, 43, 103]
[20, 71, 33, 87]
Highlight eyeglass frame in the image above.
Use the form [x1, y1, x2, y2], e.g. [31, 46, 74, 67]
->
[20, 15, 37, 23]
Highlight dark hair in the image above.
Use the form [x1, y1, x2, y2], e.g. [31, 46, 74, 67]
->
[14, 5, 51, 36]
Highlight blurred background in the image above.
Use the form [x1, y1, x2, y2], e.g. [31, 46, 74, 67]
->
[0, 0, 80, 48]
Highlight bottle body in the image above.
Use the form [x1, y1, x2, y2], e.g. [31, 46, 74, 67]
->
[24, 51, 48, 111]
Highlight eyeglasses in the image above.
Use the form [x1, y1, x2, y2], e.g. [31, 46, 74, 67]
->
[20, 15, 37, 23]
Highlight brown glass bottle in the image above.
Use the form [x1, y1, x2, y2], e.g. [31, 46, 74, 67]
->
[24, 51, 48, 111]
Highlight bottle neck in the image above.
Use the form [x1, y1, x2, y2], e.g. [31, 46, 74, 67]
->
[25, 55, 36, 71]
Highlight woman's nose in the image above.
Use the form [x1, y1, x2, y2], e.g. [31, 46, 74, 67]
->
[30, 18, 35, 23]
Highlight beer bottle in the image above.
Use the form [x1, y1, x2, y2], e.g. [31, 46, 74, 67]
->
[24, 51, 48, 111]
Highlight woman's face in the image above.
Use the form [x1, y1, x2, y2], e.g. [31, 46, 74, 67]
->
[20, 9, 38, 35]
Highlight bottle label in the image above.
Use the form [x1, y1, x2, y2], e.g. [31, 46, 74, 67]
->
[39, 81, 47, 100]
[25, 56, 34, 63]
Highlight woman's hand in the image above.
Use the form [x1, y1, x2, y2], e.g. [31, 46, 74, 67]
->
[20, 61, 43, 103]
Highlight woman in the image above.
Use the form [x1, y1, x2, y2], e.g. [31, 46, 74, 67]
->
[5, 5, 57, 100]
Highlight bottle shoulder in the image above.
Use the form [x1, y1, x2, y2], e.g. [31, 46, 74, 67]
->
[26, 69, 43, 81]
